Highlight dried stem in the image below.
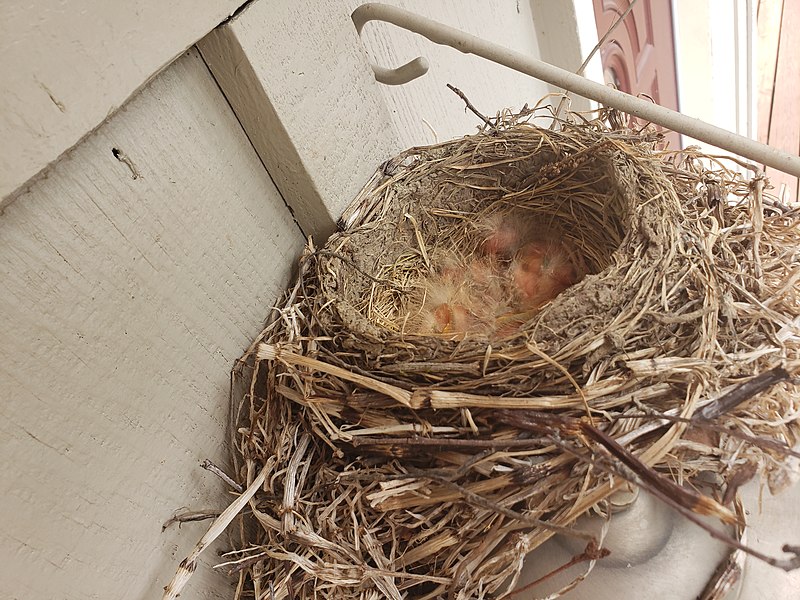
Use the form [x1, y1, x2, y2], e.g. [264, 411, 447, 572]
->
[211, 109, 800, 598]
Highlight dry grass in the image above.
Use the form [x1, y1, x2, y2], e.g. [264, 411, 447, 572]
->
[221, 107, 800, 599]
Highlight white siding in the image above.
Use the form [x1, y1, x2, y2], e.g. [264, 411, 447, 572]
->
[0, 0, 243, 202]
[0, 49, 304, 599]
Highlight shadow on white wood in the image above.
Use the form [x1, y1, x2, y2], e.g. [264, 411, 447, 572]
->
[0, 49, 304, 600]
[529, 0, 605, 113]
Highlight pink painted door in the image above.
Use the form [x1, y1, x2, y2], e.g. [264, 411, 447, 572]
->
[592, 0, 681, 148]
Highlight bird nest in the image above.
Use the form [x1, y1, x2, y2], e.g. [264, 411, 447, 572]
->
[223, 113, 800, 599]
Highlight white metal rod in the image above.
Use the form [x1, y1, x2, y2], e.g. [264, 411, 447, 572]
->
[352, 2, 800, 178]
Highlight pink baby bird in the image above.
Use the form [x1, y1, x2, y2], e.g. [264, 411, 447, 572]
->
[511, 240, 577, 310]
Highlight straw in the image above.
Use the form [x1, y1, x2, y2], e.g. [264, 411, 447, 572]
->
[218, 105, 800, 599]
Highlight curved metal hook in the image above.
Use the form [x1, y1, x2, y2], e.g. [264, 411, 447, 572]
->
[352, 3, 429, 85]
[350, 2, 800, 177]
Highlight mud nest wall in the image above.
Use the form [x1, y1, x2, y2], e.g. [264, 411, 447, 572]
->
[226, 116, 800, 600]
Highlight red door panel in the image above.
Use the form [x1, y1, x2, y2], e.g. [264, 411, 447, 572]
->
[592, 0, 680, 147]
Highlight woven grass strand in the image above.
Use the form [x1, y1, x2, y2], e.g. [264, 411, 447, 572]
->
[224, 111, 800, 599]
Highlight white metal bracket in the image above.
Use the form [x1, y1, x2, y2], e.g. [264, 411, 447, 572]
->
[352, 2, 800, 178]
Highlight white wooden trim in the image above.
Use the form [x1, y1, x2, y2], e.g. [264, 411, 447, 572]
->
[0, 49, 304, 599]
[0, 0, 244, 203]
[198, 0, 403, 238]
[529, 0, 604, 113]
[200, 0, 558, 237]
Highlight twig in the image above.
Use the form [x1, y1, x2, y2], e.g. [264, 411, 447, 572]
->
[404, 212, 432, 270]
[215, 551, 270, 576]
[257, 343, 414, 407]
[506, 538, 609, 597]
[750, 174, 765, 287]
[611, 412, 800, 460]
[526, 339, 594, 426]
[722, 463, 758, 507]
[585, 435, 800, 571]
[162, 509, 221, 531]
[578, 0, 639, 78]
[497, 411, 800, 572]
[697, 496, 747, 600]
[201, 459, 243, 493]
[349, 435, 546, 451]
[162, 465, 268, 600]
[404, 467, 597, 542]
[111, 146, 142, 179]
[446, 84, 495, 130]
[578, 422, 737, 524]
[694, 366, 790, 421]
[315, 249, 406, 289]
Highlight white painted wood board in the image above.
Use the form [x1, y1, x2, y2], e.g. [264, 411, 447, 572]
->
[530, 0, 605, 113]
[0, 49, 304, 600]
[198, 0, 403, 238]
[343, 0, 551, 149]
[0, 0, 243, 203]
[199, 0, 564, 232]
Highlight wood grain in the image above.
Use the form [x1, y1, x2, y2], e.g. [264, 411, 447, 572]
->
[199, 0, 403, 239]
[0, 49, 304, 600]
[0, 0, 243, 202]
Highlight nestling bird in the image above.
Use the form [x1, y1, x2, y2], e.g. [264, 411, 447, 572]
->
[410, 214, 580, 339]
[415, 255, 507, 335]
[511, 239, 578, 311]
